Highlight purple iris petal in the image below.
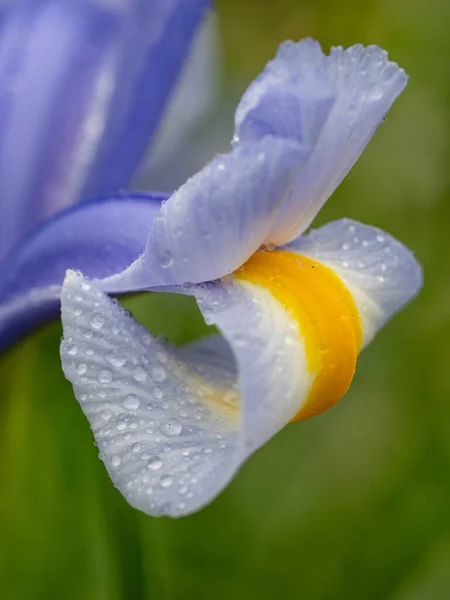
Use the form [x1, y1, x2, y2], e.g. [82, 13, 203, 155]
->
[0, 192, 166, 351]
[0, 0, 211, 260]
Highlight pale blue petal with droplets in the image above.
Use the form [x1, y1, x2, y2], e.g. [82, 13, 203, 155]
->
[100, 136, 307, 292]
[285, 218, 423, 345]
[60, 271, 311, 517]
[235, 39, 408, 243]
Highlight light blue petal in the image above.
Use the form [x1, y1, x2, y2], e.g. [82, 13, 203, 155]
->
[286, 218, 423, 344]
[0, 0, 210, 259]
[81, 0, 213, 199]
[100, 136, 306, 292]
[0, 192, 165, 352]
[60, 271, 308, 516]
[235, 39, 408, 243]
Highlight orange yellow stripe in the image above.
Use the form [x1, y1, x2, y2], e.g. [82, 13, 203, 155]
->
[234, 250, 362, 421]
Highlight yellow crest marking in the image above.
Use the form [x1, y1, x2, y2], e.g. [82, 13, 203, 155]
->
[235, 250, 362, 421]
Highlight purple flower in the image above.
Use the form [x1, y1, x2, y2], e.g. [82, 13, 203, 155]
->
[51, 39, 421, 517]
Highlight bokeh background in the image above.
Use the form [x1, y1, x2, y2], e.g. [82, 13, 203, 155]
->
[1, 0, 450, 598]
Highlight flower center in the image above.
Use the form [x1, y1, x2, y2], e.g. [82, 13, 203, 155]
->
[235, 250, 362, 421]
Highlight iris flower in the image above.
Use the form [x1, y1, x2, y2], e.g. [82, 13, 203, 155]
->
[0, 3, 422, 519]
[57, 40, 422, 518]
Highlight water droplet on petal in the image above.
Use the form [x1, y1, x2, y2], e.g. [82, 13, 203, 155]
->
[76, 362, 87, 375]
[160, 475, 173, 488]
[152, 387, 164, 400]
[111, 455, 121, 467]
[151, 366, 166, 382]
[67, 344, 78, 356]
[156, 350, 168, 364]
[161, 418, 182, 437]
[105, 350, 126, 367]
[101, 409, 112, 421]
[121, 394, 140, 410]
[98, 369, 112, 383]
[90, 313, 105, 330]
[148, 456, 163, 471]
[141, 333, 152, 346]
[160, 250, 173, 269]
[133, 366, 147, 382]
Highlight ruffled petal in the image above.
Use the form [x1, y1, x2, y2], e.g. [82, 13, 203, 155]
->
[285, 218, 423, 345]
[60, 271, 311, 516]
[0, 193, 165, 352]
[60, 218, 422, 516]
[101, 39, 408, 293]
[235, 39, 408, 243]
[100, 136, 306, 291]
[0, 0, 210, 259]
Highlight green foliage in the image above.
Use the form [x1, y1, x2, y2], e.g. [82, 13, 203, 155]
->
[2, 1, 450, 597]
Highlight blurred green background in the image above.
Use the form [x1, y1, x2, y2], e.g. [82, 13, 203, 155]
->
[1, 0, 450, 598]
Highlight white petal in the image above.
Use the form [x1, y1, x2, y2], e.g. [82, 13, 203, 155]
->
[287, 218, 423, 345]
[60, 271, 310, 517]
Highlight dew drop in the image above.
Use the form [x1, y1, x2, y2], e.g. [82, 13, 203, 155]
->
[132, 366, 147, 382]
[160, 250, 173, 269]
[90, 313, 105, 330]
[101, 409, 112, 421]
[161, 418, 182, 437]
[156, 350, 168, 364]
[73, 306, 82, 317]
[148, 456, 163, 471]
[160, 475, 173, 488]
[67, 344, 78, 356]
[76, 362, 87, 375]
[111, 455, 121, 467]
[105, 350, 126, 367]
[152, 387, 164, 400]
[132, 443, 142, 453]
[116, 420, 127, 431]
[98, 369, 112, 383]
[151, 366, 166, 382]
[121, 394, 140, 410]
[141, 333, 152, 346]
